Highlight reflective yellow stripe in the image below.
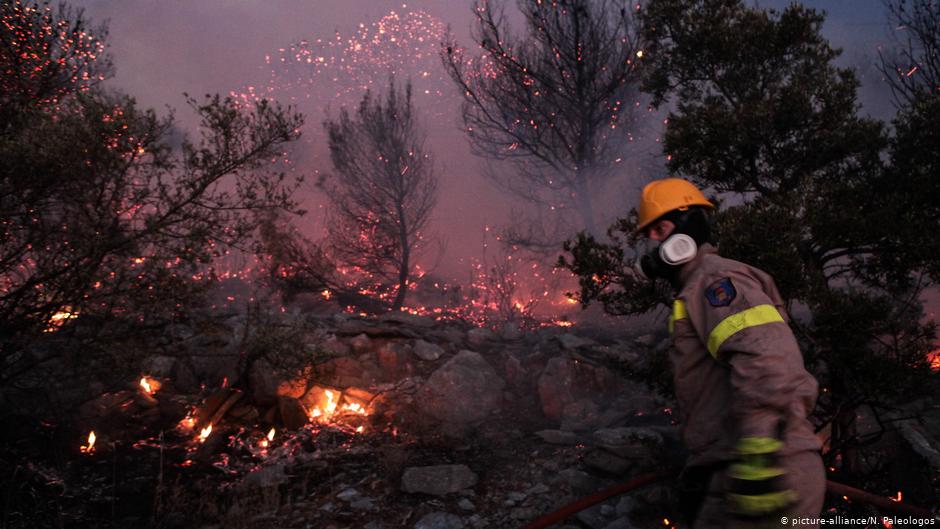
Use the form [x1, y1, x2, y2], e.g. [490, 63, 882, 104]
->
[707, 304, 784, 357]
[668, 299, 687, 333]
[674, 299, 688, 320]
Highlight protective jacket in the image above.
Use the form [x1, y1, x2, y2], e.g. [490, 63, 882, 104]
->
[669, 244, 821, 465]
[669, 244, 825, 528]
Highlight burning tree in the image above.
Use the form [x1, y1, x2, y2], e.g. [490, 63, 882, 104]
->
[321, 79, 438, 311]
[0, 1, 304, 392]
[442, 0, 645, 242]
[561, 0, 939, 485]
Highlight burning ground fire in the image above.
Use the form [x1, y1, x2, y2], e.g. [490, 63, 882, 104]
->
[82, 375, 375, 462]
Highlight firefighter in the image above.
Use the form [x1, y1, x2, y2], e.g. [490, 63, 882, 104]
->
[635, 178, 825, 528]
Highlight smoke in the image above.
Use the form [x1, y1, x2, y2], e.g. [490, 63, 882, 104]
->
[69, 0, 899, 281]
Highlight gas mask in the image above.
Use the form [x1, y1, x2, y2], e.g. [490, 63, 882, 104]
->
[634, 208, 711, 288]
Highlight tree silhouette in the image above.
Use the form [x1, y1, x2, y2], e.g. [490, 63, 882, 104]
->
[443, 0, 645, 240]
[321, 79, 438, 311]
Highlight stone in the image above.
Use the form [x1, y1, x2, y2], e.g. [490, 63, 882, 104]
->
[537, 356, 586, 420]
[277, 376, 307, 399]
[350, 333, 372, 353]
[556, 334, 594, 350]
[277, 396, 309, 430]
[319, 336, 351, 356]
[603, 517, 639, 529]
[560, 399, 602, 432]
[336, 488, 359, 502]
[413, 339, 444, 361]
[557, 468, 597, 495]
[510, 507, 537, 521]
[526, 483, 550, 496]
[323, 356, 366, 387]
[499, 322, 524, 341]
[535, 429, 580, 445]
[144, 355, 176, 378]
[417, 351, 505, 427]
[506, 491, 527, 502]
[413, 512, 465, 529]
[248, 359, 279, 406]
[466, 327, 495, 346]
[592, 427, 664, 459]
[632, 334, 657, 347]
[401, 464, 478, 496]
[457, 498, 475, 511]
[615, 497, 637, 517]
[380, 311, 438, 328]
[350, 498, 376, 511]
[377, 341, 414, 378]
[583, 449, 632, 475]
[576, 503, 613, 529]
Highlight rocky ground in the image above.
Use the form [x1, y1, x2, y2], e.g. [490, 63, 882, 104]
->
[2, 310, 938, 528]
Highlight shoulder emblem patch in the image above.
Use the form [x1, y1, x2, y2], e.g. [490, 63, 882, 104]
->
[705, 277, 736, 307]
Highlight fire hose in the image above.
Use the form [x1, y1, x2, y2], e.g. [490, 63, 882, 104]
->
[519, 468, 937, 529]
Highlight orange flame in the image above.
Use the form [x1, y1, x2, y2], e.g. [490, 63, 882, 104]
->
[259, 427, 275, 448]
[178, 413, 196, 433]
[139, 376, 161, 395]
[80, 431, 96, 454]
[44, 307, 78, 333]
[198, 424, 212, 443]
[927, 349, 940, 372]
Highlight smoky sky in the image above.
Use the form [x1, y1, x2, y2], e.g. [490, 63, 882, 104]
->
[68, 0, 900, 279]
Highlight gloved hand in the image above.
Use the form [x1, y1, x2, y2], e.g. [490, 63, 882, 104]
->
[726, 437, 797, 517]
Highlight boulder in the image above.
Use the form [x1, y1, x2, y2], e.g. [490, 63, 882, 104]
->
[417, 351, 504, 427]
[466, 327, 495, 347]
[278, 396, 309, 430]
[248, 358, 279, 406]
[413, 339, 444, 361]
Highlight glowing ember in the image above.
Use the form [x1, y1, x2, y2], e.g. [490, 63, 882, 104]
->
[198, 424, 213, 443]
[662, 519, 670, 526]
[178, 413, 196, 433]
[44, 307, 79, 332]
[139, 376, 161, 395]
[259, 427, 276, 448]
[889, 491, 902, 502]
[80, 431, 96, 454]
[322, 289, 333, 300]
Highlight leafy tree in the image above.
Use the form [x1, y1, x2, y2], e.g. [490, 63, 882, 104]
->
[442, 0, 645, 241]
[0, 1, 304, 390]
[560, 0, 938, 480]
[321, 79, 438, 311]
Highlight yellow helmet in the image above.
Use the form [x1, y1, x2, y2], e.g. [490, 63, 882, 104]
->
[636, 178, 714, 232]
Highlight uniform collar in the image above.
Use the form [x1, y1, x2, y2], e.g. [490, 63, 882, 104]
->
[678, 243, 718, 287]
